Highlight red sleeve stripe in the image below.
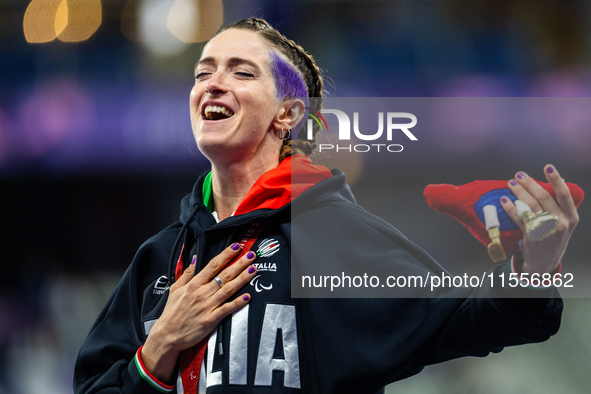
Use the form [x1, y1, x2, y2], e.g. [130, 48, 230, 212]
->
[134, 346, 175, 393]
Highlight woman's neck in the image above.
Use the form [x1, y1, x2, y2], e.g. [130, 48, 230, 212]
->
[210, 156, 279, 220]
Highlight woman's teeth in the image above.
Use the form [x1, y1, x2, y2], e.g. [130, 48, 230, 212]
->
[204, 105, 234, 120]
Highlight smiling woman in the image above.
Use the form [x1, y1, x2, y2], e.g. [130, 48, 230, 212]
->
[74, 17, 578, 394]
[190, 29, 285, 176]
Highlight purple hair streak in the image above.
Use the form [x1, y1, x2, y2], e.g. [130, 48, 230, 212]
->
[270, 52, 309, 136]
[270, 52, 307, 100]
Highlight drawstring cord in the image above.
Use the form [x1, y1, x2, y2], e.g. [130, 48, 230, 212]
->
[167, 204, 200, 285]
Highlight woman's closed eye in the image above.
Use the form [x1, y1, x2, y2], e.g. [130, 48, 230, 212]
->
[235, 71, 255, 78]
[195, 72, 211, 80]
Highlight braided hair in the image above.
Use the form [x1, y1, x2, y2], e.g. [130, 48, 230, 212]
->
[214, 18, 324, 161]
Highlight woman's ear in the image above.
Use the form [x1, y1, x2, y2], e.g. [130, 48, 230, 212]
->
[272, 98, 306, 133]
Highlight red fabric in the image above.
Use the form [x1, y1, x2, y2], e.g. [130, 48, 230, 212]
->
[178, 342, 207, 394]
[174, 244, 185, 282]
[424, 179, 584, 255]
[234, 155, 333, 216]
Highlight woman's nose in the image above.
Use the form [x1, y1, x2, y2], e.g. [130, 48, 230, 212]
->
[205, 71, 227, 96]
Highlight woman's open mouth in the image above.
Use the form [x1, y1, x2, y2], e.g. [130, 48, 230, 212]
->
[203, 105, 235, 120]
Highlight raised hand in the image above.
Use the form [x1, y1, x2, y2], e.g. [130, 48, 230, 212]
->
[501, 165, 579, 274]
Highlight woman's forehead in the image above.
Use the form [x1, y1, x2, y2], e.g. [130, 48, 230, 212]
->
[199, 29, 271, 67]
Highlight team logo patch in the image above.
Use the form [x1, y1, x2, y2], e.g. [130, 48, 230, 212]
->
[256, 238, 280, 258]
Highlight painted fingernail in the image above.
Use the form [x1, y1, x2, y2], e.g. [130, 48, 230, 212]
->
[231, 242, 240, 251]
[517, 172, 525, 179]
[191, 255, 197, 265]
[248, 265, 255, 275]
[509, 179, 518, 186]
[243, 294, 250, 301]
[501, 197, 508, 204]
[247, 251, 255, 259]
[547, 165, 554, 174]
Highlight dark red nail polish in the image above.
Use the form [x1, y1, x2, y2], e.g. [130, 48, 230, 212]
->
[547, 166, 554, 174]
[248, 266, 255, 274]
[232, 243, 240, 251]
[243, 294, 250, 301]
[501, 197, 508, 204]
[247, 251, 255, 259]
[510, 180, 517, 186]
[517, 172, 525, 179]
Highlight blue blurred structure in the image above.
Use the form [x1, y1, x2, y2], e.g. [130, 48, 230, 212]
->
[2, 0, 591, 174]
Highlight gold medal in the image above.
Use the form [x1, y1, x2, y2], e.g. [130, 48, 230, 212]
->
[521, 210, 559, 242]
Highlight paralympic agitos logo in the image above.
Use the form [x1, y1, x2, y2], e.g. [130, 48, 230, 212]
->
[302, 107, 417, 153]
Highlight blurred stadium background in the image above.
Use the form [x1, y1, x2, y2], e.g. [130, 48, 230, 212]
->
[1, 0, 591, 393]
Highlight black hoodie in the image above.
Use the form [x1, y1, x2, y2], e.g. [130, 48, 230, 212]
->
[74, 156, 562, 394]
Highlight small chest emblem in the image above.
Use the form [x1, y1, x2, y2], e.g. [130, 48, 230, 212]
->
[153, 275, 169, 295]
[256, 238, 280, 258]
[250, 275, 273, 292]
